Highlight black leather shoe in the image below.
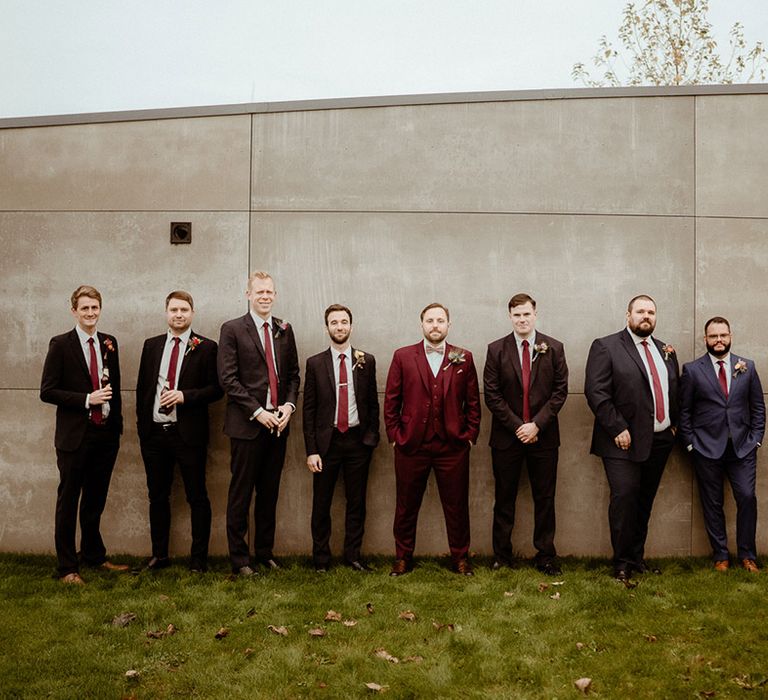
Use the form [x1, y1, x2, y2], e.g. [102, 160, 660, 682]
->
[146, 556, 170, 571]
[491, 560, 505, 571]
[260, 558, 281, 570]
[346, 560, 372, 572]
[636, 560, 661, 575]
[536, 561, 562, 577]
[189, 561, 207, 574]
[613, 568, 631, 582]
[314, 564, 328, 573]
[235, 565, 257, 577]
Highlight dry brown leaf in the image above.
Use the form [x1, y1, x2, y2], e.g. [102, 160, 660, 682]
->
[398, 610, 417, 622]
[551, 580, 565, 586]
[125, 670, 140, 681]
[574, 677, 592, 694]
[325, 610, 342, 622]
[698, 691, 716, 698]
[365, 682, 387, 692]
[317, 682, 327, 689]
[402, 655, 424, 664]
[146, 624, 177, 640]
[308, 628, 326, 637]
[268, 625, 289, 636]
[644, 634, 658, 642]
[112, 612, 137, 627]
[246, 607, 256, 618]
[575, 642, 586, 651]
[537, 582, 550, 592]
[244, 648, 255, 656]
[366, 603, 375, 615]
[549, 592, 561, 600]
[374, 648, 399, 663]
[215, 627, 229, 640]
[432, 622, 455, 632]
[342, 619, 358, 627]
[503, 591, 515, 597]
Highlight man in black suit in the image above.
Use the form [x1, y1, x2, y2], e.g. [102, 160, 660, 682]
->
[585, 294, 679, 580]
[484, 293, 568, 576]
[40, 285, 128, 584]
[303, 304, 380, 572]
[218, 271, 300, 576]
[136, 290, 223, 573]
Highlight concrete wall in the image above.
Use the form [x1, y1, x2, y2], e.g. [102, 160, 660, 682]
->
[2, 87, 767, 562]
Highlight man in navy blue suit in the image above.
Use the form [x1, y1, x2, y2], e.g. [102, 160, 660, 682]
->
[679, 316, 765, 572]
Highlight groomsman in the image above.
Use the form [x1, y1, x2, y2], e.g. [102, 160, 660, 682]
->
[303, 304, 380, 572]
[40, 285, 128, 584]
[384, 303, 481, 576]
[679, 317, 765, 572]
[218, 271, 300, 576]
[484, 293, 568, 575]
[585, 295, 679, 581]
[136, 291, 223, 572]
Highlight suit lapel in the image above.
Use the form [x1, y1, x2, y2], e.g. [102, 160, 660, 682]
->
[244, 313, 266, 361]
[148, 335, 165, 385]
[177, 333, 199, 382]
[529, 334, 542, 384]
[505, 334, 523, 386]
[728, 355, 745, 400]
[697, 354, 725, 400]
[414, 344, 433, 393]
[350, 347, 360, 399]
[323, 349, 336, 402]
[620, 330, 648, 379]
[68, 329, 90, 381]
[441, 343, 454, 396]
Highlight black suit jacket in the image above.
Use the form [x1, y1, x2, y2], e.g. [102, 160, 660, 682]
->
[40, 329, 123, 451]
[136, 331, 223, 447]
[484, 332, 568, 450]
[585, 329, 679, 462]
[217, 313, 300, 439]
[303, 348, 380, 457]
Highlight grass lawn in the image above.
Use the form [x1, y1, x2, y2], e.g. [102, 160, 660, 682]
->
[1, 553, 767, 699]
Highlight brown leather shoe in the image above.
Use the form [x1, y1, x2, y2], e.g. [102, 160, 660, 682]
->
[454, 559, 474, 576]
[99, 561, 130, 572]
[389, 559, 413, 577]
[61, 572, 85, 585]
[713, 560, 730, 572]
[742, 559, 759, 573]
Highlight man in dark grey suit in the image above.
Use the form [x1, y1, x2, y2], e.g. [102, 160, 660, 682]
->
[218, 271, 300, 575]
[585, 294, 679, 581]
[679, 316, 765, 572]
[303, 304, 379, 572]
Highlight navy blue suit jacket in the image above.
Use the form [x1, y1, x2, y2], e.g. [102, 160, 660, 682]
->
[679, 353, 765, 460]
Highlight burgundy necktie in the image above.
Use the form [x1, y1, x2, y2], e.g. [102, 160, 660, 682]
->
[717, 360, 729, 398]
[337, 353, 349, 433]
[521, 339, 531, 423]
[166, 337, 181, 390]
[87, 337, 102, 424]
[263, 322, 279, 408]
[641, 340, 665, 422]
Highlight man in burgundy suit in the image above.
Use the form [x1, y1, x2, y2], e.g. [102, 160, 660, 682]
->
[218, 271, 300, 576]
[484, 293, 568, 576]
[384, 303, 481, 576]
[40, 285, 128, 584]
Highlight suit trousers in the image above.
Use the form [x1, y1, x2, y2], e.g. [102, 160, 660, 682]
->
[602, 428, 674, 572]
[227, 429, 287, 569]
[393, 439, 470, 563]
[54, 423, 120, 575]
[311, 426, 373, 566]
[492, 444, 558, 564]
[693, 442, 757, 561]
[140, 423, 211, 565]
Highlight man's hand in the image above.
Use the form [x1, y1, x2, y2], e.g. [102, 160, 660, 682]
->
[275, 404, 294, 435]
[516, 422, 539, 444]
[256, 410, 280, 431]
[159, 389, 184, 408]
[89, 385, 112, 405]
[614, 429, 631, 451]
[307, 454, 322, 473]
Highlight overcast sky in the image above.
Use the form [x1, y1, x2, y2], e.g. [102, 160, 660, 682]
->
[2, 0, 767, 118]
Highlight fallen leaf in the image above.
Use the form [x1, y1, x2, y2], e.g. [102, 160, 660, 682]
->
[268, 625, 288, 636]
[366, 603, 374, 615]
[574, 677, 592, 694]
[503, 591, 515, 597]
[215, 627, 229, 640]
[576, 642, 586, 651]
[365, 682, 388, 692]
[622, 578, 638, 589]
[398, 610, 417, 622]
[158, 595, 170, 601]
[246, 607, 256, 617]
[374, 648, 399, 663]
[551, 580, 565, 586]
[403, 655, 424, 664]
[146, 624, 177, 640]
[112, 612, 137, 627]
[432, 622, 455, 632]
[342, 619, 357, 627]
[549, 592, 561, 600]
[698, 691, 716, 698]
[308, 628, 326, 637]
[244, 648, 255, 656]
[125, 669, 140, 681]
[537, 582, 550, 592]
[317, 682, 327, 689]
[325, 610, 342, 622]
[644, 634, 658, 642]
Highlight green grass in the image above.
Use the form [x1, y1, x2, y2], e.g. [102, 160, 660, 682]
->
[1, 554, 767, 699]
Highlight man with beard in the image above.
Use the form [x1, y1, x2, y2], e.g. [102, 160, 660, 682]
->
[384, 303, 481, 576]
[303, 304, 380, 572]
[679, 317, 765, 572]
[585, 295, 679, 581]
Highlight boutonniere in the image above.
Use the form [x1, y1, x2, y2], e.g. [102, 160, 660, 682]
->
[443, 348, 467, 370]
[273, 320, 290, 338]
[101, 337, 115, 371]
[662, 344, 675, 361]
[185, 336, 202, 356]
[734, 359, 748, 376]
[533, 342, 549, 356]
[352, 349, 366, 370]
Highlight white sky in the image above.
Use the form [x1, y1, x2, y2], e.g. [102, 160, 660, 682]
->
[2, 0, 767, 118]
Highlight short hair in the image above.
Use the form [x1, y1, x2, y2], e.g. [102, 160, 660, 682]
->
[627, 294, 656, 312]
[704, 316, 731, 334]
[70, 285, 102, 310]
[508, 293, 536, 311]
[165, 290, 194, 310]
[247, 270, 274, 289]
[324, 304, 352, 325]
[420, 302, 450, 321]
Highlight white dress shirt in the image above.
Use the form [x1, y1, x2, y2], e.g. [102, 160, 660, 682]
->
[330, 345, 360, 428]
[250, 312, 279, 412]
[153, 328, 191, 423]
[514, 331, 537, 365]
[423, 340, 445, 377]
[708, 352, 732, 393]
[627, 328, 671, 432]
[75, 325, 110, 418]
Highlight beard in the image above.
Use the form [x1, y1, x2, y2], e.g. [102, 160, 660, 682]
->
[629, 320, 654, 338]
[330, 329, 351, 345]
[706, 339, 731, 358]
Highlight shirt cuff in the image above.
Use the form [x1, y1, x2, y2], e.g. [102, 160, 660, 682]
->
[250, 407, 263, 421]
[85, 393, 91, 409]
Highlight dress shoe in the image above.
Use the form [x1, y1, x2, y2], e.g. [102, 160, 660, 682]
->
[389, 559, 413, 577]
[259, 558, 281, 570]
[713, 560, 730, 572]
[235, 565, 257, 577]
[742, 559, 760, 573]
[613, 568, 631, 582]
[61, 572, 85, 585]
[145, 556, 170, 571]
[491, 559, 510, 571]
[314, 564, 328, 573]
[189, 560, 208, 574]
[346, 560, 372, 572]
[99, 560, 129, 572]
[536, 561, 562, 577]
[635, 560, 662, 575]
[453, 559, 474, 576]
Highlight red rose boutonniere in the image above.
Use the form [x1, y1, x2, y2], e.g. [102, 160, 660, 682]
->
[662, 344, 675, 361]
[274, 320, 290, 338]
[185, 336, 202, 356]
